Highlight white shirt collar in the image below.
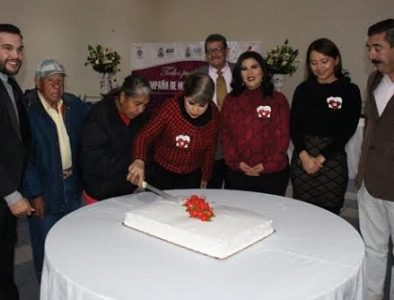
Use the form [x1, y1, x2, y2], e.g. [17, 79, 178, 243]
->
[38, 91, 63, 112]
[374, 74, 394, 116]
[208, 62, 231, 78]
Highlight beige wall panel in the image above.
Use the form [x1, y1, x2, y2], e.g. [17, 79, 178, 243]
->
[1, 0, 393, 102]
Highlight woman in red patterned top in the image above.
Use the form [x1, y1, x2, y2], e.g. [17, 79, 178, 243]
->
[127, 73, 219, 190]
[221, 51, 290, 196]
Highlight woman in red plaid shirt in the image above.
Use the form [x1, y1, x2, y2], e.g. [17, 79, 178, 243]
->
[127, 73, 219, 190]
[221, 51, 290, 196]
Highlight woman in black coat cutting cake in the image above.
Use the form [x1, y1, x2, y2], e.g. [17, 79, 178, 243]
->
[80, 75, 151, 202]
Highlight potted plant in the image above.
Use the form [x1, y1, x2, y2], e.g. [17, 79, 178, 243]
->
[266, 39, 300, 91]
[85, 44, 121, 93]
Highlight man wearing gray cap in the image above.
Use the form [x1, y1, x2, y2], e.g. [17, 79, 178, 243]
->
[22, 59, 88, 281]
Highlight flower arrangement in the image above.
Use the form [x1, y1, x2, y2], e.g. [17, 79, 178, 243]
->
[84, 44, 121, 74]
[265, 39, 300, 76]
[184, 195, 215, 222]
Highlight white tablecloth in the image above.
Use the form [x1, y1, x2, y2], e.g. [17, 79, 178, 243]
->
[41, 190, 365, 300]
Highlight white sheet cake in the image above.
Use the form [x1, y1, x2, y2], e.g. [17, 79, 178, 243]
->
[123, 195, 274, 259]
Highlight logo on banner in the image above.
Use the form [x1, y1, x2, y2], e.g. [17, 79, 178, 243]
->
[158, 48, 164, 58]
[137, 48, 143, 58]
[185, 47, 191, 58]
[166, 48, 175, 58]
[176, 135, 191, 149]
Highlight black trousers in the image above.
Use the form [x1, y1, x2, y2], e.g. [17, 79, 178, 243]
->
[207, 159, 226, 189]
[0, 200, 19, 300]
[148, 162, 202, 190]
[225, 166, 289, 196]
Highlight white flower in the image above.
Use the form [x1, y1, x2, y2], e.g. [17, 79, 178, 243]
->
[265, 39, 300, 75]
[85, 44, 121, 74]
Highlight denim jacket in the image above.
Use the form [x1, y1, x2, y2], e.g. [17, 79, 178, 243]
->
[22, 89, 89, 214]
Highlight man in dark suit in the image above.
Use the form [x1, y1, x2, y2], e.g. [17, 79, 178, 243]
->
[356, 19, 394, 300]
[0, 23, 34, 300]
[197, 34, 234, 189]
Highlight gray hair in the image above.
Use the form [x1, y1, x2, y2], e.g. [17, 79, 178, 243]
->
[183, 72, 214, 105]
[122, 75, 151, 97]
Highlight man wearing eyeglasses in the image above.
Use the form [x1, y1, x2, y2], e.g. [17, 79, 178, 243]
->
[196, 33, 234, 189]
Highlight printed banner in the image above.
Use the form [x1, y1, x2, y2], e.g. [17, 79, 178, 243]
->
[130, 41, 261, 112]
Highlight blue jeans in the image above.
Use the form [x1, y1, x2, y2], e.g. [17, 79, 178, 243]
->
[28, 177, 81, 282]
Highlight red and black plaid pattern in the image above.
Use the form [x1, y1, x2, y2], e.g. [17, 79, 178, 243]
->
[133, 97, 219, 181]
[220, 89, 290, 173]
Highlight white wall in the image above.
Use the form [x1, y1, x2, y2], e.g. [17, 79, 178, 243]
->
[1, 0, 393, 101]
[1, 0, 157, 97]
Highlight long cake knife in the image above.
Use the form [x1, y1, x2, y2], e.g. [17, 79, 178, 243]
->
[141, 181, 179, 202]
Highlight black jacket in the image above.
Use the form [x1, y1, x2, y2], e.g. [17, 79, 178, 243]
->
[0, 78, 30, 201]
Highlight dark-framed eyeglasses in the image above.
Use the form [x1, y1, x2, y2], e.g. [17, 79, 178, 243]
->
[206, 47, 225, 55]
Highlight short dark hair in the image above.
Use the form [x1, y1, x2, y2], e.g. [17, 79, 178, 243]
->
[205, 34, 228, 52]
[183, 72, 214, 105]
[230, 51, 273, 96]
[0, 24, 23, 38]
[368, 19, 394, 47]
[305, 38, 347, 80]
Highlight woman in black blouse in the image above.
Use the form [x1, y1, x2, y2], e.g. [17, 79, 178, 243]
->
[290, 38, 362, 214]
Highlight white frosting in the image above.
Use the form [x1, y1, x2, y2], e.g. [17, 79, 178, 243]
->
[123, 195, 274, 259]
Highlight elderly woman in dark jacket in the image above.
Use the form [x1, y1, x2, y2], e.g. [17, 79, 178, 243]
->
[81, 75, 151, 202]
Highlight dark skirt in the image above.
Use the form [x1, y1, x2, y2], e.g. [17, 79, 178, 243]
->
[290, 136, 348, 214]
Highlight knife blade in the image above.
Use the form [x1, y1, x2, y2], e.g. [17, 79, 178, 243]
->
[141, 181, 179, 203]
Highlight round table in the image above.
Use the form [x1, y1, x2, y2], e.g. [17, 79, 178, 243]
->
[40, 190, 365, 300]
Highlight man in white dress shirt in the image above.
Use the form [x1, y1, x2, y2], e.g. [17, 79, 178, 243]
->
[357, 18, 394, 300]
[197, 33, 234, 189]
